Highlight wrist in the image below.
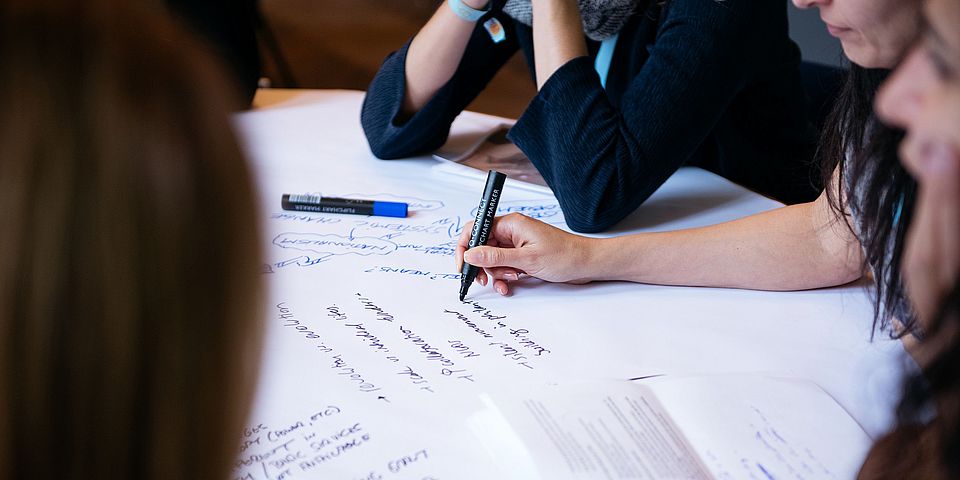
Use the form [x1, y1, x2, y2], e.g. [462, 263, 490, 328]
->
[447, 0, 490, 22]
[585, 236, 638, 283]
[573, 236, 607, 283]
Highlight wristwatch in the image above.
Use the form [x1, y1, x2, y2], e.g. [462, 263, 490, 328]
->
[447, 0, 490, 22]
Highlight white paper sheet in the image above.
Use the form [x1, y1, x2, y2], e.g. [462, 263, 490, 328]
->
[472, 376, 871, 480]
[228, 90, 909, 479]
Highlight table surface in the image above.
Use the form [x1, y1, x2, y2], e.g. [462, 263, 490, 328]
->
[230, 89, 907, 479]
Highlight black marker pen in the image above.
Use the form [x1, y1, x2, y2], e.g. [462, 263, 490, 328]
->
[460, 170, 507, 301]
[281, 194, 408, 218]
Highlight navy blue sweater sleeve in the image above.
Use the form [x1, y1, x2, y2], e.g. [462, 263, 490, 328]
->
[509, 0, 776, 233]
[361, 16, 520, 159]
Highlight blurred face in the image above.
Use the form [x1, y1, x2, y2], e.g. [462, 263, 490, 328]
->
[876, 0, 960, 324]
[793, 0, 922, 68]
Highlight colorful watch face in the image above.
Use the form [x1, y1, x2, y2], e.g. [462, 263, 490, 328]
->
[484, 17, 506, 44]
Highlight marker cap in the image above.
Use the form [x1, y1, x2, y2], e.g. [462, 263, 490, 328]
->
[372, 201, 408, 218]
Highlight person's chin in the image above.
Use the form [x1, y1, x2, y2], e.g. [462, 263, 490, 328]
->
[841, 43, 891, 69]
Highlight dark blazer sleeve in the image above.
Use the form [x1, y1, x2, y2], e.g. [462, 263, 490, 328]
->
[360, 13, 520, 159]
[509, 0, 779, 233]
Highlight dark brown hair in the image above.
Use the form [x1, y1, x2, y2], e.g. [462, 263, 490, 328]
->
[861, 10, 960, 473]
[820, 65, 917, 338]
[859, 285, 960, 479]
[842, 12, 960, 477]
[0, 2, 263, 479]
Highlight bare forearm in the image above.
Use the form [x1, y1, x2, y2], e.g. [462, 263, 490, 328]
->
[532, 0, 587, 89]
[586, 201, 864, 290]
[403, 0, 487, 112]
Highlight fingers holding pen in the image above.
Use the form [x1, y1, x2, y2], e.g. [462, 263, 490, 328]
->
[455, 212, 592, 295]
[455, 215, 518, 269]
[492, 278, 511, 296]
[455, 216, 521, 292]
[486, 267, 523, 282]
[454, 219, 476, 271]
[462, 212, 561, 277]
[457, 219, 518, 290]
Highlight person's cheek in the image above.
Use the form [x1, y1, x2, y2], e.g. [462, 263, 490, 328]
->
[877, 50, 926, 129]
[902, 163, 941, 323]
[904, 247, 936, 323]
[904, 142, 960, 324]
[911, 90, 960, 175]
[899, 138, 926, 179]
[944, 89, 960, 149]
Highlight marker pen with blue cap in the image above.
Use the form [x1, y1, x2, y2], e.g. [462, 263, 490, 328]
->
[281, 193, 408, 218]
[460, 170, 507, 301]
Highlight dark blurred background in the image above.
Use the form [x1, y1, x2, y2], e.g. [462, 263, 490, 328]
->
[256, 0, 843, 118]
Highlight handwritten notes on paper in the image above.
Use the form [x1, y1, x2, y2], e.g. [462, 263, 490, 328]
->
[269, 291, 556, 404]
[230, 175, 898, 479]
[233, 179, 572, 480]
[232, 403, 443, 480]
[236, 175, 885, 479]
[236, 246, 565, 479]
[266, 193, 566, 274]
[232, 93, 907, 480]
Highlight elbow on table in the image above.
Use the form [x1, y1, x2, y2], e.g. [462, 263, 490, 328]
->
[565, 217, 614, 234]
[360, 113, 440, 160]
[832, 262, 866, 287]
[365, 131, 442, 160]
[558, 183, 652, 234]
[798, 260, 864, 290]
[360, 121, 412, 160]
[561, 201, 625, 234]
[360, 104, 410, 160]
[366, 140, 408, 160]
[360, 129, 391, 161]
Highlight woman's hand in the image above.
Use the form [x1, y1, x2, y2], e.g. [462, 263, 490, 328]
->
[454, 213, 596, 295]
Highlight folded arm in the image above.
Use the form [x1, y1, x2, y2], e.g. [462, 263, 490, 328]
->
[510, 0, 785, 232]
[360, 2, 520, 159]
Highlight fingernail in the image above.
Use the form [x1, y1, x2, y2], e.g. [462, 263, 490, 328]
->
[496, 284, 507, 295]
[463, 250, 476, 263]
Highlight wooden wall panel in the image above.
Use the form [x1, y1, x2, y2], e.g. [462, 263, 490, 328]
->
[260, 0, 536, 118]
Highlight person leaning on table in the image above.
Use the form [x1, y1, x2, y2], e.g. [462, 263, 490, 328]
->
[361, 0, 821, 233]
[456, 0, 960, 475]
[455, 0, 923, 337]
[0, 2, 263, 478]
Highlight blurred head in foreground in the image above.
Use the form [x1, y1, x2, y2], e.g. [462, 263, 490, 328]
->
[0, 2, 263, 478]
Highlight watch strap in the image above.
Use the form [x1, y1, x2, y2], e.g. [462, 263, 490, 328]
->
[447, 0, 489, 22]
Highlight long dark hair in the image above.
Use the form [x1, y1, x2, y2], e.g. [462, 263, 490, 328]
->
[899, 285, 960, 477]
[861, 285, 960, 479]
[819, 65, 918, 338]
